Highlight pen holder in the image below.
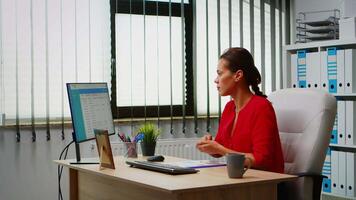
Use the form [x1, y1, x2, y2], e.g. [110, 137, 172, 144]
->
[124, 142, 138, 158]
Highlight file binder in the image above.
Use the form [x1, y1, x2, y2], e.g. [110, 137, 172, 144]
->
[322, 147, 332, 193]
[337, 49, 345, 94]
[346, 101, 356, 146]
[331, 150, 339, 194]
[297, 50, 307, 88]
[331, 112, 338, 144]
[291, 54, 298, 88]
[321, 51, 329, 92]
[346, 152, 356, 197]
[327, 48, 338, 93]
[306, 52, 320, 89]
[337, 101, 346, 145]
[338, 151, 347, 196]
[345, 49, 356, 93]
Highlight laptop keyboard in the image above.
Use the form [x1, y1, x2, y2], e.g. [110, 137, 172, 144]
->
[126, 160, 199, 175]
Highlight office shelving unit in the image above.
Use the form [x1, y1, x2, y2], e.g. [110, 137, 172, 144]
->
[321, 192, 356, 200]
[283, 39, 356, 88]
[283, 39, 356, 200]
[335, 94, 356, 100]
[329, 143, 356, 153]
[296, 10, 340, 43]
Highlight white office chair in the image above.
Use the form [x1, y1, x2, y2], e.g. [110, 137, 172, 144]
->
[268, 88, 337, 200]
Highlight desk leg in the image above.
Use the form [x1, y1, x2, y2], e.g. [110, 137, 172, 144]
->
[69, 169, 78, 200]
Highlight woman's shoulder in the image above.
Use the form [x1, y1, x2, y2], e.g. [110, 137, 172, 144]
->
[220, 100, 236, 118]
[251, 95, 273, 110]
[224, 100, 235, 110]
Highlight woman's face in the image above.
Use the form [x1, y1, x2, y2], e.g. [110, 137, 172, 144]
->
[214, 59, 239, 96]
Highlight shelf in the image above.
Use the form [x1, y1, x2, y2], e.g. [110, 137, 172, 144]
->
[300, 17, 338, 27]
[305, 26, 338, 34]
[296, 26, 306, 31]
[284, 39, 356, 51]
[322, 192, 356, 200]
[296, 33, 307, 37]
[333, 94, 356, 101]
[305, 34, 337, 41]
[329, 144, 356, 152]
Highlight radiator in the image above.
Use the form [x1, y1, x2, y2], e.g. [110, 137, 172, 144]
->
[108, 138, 225, 162]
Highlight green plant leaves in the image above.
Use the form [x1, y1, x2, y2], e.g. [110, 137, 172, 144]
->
[138, 123, 160, 144]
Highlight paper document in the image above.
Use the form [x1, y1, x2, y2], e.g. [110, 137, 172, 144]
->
[166, 160, 226, 169]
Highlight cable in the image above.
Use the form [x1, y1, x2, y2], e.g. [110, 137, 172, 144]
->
[58, 145, 70, 199]
[57, 140, 74, 200]
[58, 143, 70, 200]
[59, 145, 70, 199]
[58, 142, 72, 200]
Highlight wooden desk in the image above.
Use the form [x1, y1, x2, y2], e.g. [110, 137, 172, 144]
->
[55, 156, 296, 200]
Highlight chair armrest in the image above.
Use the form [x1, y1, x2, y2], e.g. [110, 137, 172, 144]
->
[294, 172, 326, 200]
[294, 172, 327, 179]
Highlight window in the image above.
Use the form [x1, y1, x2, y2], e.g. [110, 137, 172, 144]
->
[112, 0, 288, 120]
[116, 14, 184, 106]
[0, 0, 111, 125]
[112, 0, 194, 118]
[195, 0, 286, 117]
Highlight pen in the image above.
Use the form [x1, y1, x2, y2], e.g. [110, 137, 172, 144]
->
[133, 133, 144, 143]
[118, 133, 126, 142]
[70, 162, 99, 165]
[126, 136, 131, 142]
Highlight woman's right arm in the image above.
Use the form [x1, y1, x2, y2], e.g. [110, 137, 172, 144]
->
[200, 134, 212, 142]
[196, 134, 222, 158]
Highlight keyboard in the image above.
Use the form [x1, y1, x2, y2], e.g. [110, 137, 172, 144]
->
[126, 160, 199, 175]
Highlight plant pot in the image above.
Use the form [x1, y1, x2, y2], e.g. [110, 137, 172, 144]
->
[141, 142, 156, 156]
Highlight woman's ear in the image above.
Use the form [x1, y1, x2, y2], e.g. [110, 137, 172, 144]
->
[234, 69, 244, 82]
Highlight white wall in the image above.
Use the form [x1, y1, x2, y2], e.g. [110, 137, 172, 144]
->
[294, 0, 356, 18]
[292, 0, 356, 43]
[294, 0, 344, 17]
[0, 119, 218, 200]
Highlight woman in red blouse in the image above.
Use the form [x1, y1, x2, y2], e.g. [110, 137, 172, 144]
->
[196, 47, 284, 173]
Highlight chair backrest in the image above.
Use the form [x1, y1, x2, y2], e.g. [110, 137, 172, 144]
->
[268, 88, 336, 200]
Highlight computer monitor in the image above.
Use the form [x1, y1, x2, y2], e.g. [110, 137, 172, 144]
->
[67, 82, 115, 142]
[67, 83, 115, 163]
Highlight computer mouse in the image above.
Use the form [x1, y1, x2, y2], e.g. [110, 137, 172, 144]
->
[147, 155, 165, 162]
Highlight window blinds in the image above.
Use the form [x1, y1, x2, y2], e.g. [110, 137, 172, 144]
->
[113, 0, 288, 135]
[0, 0, 111, 140]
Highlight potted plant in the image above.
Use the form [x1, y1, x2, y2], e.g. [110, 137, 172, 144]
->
[138, 123, 160, 156]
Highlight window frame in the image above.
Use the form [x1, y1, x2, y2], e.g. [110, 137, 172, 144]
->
[109, 0, 194, 119]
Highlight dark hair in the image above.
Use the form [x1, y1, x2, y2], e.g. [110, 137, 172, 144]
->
[219, 47, 267, 98]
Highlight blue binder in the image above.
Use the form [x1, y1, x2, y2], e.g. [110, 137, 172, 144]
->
[322, 148, 332, 193]
[297, 50, 307, 88]
[327, 47, 337, 93]
[331, 113, 338, 144]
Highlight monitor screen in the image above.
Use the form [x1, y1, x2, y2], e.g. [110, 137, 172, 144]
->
[67, 83, 115, 143]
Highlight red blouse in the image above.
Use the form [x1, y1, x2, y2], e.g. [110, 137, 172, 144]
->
[215, 95, 284, 173]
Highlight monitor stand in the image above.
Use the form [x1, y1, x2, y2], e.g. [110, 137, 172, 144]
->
[69, 132, 99, 165]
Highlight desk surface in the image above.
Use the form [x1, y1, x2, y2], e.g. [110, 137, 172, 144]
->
[55, 156, 296, 194]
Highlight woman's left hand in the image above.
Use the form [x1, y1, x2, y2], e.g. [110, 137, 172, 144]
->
[196, 140, 226, 155]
